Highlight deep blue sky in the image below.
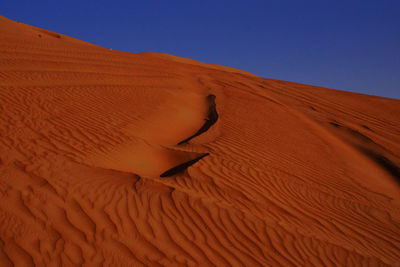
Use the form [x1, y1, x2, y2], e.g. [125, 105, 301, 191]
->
[1, 0, 399, 99]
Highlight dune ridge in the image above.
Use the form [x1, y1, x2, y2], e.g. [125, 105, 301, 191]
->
[1, 15, 400, 266]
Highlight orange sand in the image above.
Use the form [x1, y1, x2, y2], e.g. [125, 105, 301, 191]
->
[1, 16, 400, 266]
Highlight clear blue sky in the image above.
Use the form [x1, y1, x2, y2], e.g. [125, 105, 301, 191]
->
[1, 0, 399, 99]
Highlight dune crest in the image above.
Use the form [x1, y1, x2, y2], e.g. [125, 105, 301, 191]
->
[1, 15, 400, 266]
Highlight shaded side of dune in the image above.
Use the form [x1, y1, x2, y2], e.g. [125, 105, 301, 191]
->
[357, 147, 400, 184]
[178, 95, 218, 145]
[330, 122, 400, 184]
[160, 153, 209, 177]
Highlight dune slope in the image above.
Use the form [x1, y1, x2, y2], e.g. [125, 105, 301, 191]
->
[1, 16, 400, 266]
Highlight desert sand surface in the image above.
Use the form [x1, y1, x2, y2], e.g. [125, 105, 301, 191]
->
[1, 15, 400, 266]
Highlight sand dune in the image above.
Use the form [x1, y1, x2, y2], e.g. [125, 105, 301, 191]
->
[1, 15, 400, 266]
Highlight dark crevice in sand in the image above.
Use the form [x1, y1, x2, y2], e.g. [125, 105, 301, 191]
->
[362, 125, 372, 131]
[160, 153, 209, 177]
[330, 122, 341, 128]
[178, 95, 218, 145]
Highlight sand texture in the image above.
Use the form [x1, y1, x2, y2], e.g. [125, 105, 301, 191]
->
[1, 16, 400, 266]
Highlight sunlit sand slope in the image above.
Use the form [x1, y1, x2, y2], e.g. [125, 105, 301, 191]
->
[1, 16, 400, 266]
